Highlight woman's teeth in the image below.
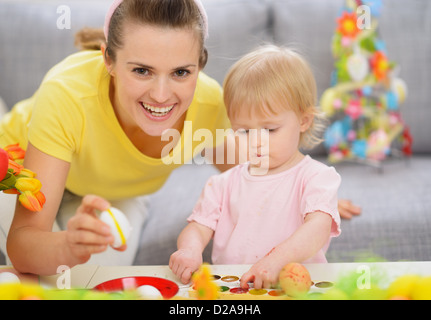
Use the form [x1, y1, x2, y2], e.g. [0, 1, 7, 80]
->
[141, 103, 174, 117]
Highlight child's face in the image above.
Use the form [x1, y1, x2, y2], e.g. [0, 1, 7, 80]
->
[231, 106, 313, 175]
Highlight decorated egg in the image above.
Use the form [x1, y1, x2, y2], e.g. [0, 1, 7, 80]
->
[320, 88, 338, 117]
[136, 285, 162, 299]
[347, 53, 369, 82]
[100, 207, 131, 248]
[392, 77, 408, 105]
[279, 263, 312, 298]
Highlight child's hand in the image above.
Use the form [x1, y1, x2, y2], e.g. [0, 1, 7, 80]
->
[240, 255, 283, 290]
[169, 248, 202, 284]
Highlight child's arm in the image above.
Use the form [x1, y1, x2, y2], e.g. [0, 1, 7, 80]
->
[169, 221, 214, 284]
[240, 211, 333, 289]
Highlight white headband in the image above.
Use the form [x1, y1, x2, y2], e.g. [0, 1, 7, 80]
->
[103, 0, 209, 41]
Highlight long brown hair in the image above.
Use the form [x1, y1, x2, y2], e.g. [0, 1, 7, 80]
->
[75, 0, 208, 68]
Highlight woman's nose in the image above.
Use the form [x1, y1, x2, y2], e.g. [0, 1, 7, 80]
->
[149, 78, 172, 103]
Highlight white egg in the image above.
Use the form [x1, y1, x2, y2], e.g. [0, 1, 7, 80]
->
[100, 207, 132, 248]
[137, 285, 162, 299]
[0, 272, 20, 284]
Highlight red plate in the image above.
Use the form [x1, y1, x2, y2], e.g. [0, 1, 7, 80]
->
[94, 276, 179, 299]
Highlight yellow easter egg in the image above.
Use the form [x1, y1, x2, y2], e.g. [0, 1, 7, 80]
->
[411, 277, 431, 300]
[392, 78, 408, 104]
[100, 207, 132, 248]
[387, 274, 420, 299]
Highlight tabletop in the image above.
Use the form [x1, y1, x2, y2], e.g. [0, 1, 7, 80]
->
[1, 261, 431, 298]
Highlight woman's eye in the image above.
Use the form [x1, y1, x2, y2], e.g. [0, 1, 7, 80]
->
[174, 69, 190, 78]
[133, 68, 150, 76]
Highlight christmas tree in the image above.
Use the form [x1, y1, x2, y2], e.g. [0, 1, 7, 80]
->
[320, 0, 412, 166]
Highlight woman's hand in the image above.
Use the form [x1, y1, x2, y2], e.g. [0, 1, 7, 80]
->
[65, 195, 116, 264]
[338, 199, 361, 219]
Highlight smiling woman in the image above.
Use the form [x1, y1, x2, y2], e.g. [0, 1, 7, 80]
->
[0, 0, 231, 275]
[103, 23, 201, 139]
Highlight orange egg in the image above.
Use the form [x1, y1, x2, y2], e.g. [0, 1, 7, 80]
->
[279, 263, 312, 298]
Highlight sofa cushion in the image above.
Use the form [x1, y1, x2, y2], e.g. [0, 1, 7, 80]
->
[0, 0, 110, 109]
[202, 0, 273, 85]
[327, 156, 431, 262]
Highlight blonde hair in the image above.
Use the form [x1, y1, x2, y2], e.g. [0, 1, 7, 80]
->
[223, 45, 325, 150]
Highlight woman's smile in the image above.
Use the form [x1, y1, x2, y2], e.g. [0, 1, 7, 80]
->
[140, 102, 177, 120]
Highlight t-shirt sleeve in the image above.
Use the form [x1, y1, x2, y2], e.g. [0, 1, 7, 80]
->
[27, 81, 83, 163]
[187, 174, 225, 231]
[301, 166, 341, 237]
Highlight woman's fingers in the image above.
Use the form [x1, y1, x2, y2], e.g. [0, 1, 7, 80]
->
[78, 194, 111, 217]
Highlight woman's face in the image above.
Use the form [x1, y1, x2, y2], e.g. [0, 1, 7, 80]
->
[105, 22, 201, 137]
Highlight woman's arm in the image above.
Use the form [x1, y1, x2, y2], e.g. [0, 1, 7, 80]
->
[7, 143, 113, 275]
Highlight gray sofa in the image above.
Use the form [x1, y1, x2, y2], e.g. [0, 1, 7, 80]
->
[1, 0, 430, 266]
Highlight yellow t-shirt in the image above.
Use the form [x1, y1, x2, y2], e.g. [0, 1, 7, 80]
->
[0, 51, 230, 200]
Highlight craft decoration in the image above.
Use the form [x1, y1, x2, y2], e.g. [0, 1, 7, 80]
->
[2, 263, 431, 300]
[191, 264, 220, 300]
[94, 276, 178, 299]
[99, 207, 132, 248]
[279, 263, 312, 298]
[321, 0, 412, 165]
[0, 144, 45, 212]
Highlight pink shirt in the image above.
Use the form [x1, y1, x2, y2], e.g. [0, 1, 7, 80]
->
[188, 155, 341, 264]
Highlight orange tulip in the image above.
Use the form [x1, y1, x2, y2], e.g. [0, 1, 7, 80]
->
[8, 159, 24, 175]
[4, 143, 26, 161]
[35, 191, 46, 207]
[3, 188, 20, 195]
[19, 190, 43, 212]
[1, 143, 45, 212]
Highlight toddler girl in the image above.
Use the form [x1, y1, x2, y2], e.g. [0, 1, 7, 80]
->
[169, 45, 341, 289]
